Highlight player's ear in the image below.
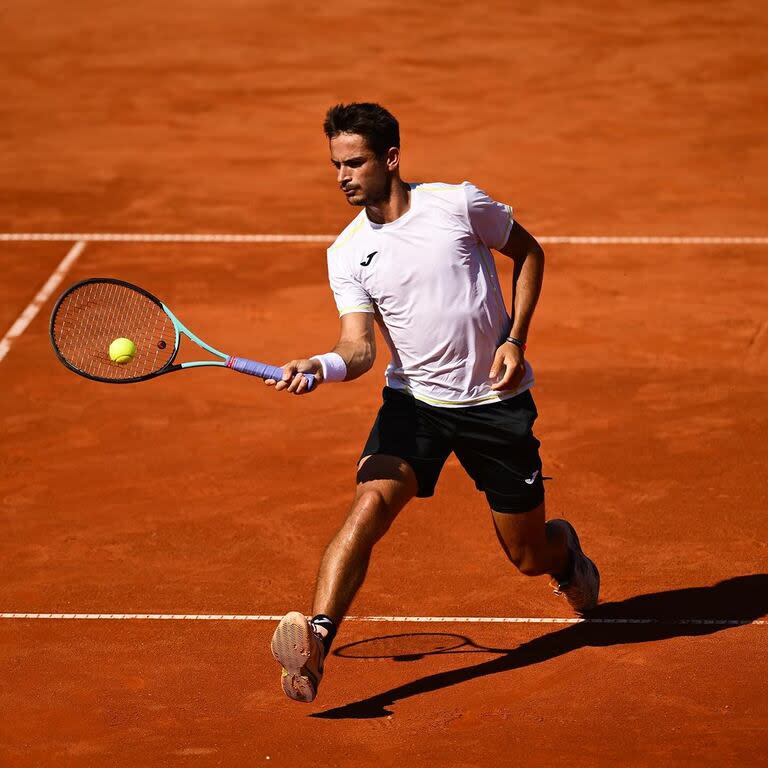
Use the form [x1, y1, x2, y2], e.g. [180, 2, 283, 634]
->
[385, 146, 400, 172]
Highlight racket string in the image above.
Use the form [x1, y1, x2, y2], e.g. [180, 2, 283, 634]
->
[52, 280, 176, 381]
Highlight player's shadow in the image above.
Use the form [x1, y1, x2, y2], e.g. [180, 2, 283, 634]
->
[311, 574, 768, 719]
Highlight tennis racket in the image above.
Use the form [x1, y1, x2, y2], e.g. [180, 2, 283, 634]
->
[49, 277, 315, 388]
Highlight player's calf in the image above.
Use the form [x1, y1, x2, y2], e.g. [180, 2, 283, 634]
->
[505, 546, 553, 577]
[491, 503, 570, 578]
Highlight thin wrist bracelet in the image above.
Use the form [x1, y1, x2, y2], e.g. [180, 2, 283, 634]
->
[506, 336, 527, 351]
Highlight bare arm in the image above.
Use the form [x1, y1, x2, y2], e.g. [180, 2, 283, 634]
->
[267, 311, 376, 394]
[328, 311, 377, 380]
[489, 221, 545, 391]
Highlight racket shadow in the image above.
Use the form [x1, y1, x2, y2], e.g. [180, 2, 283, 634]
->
[333, 632, 509, 662]
[312, 573, 768, 720]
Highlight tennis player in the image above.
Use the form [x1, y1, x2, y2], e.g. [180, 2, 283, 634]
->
[266, 102, 599, 703]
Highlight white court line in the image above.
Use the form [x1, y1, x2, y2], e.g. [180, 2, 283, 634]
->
[0, 233, 335, 243]
[0, 240, 87, 365]
[0, 233, 767, 245]
[0, 613, 764, 625]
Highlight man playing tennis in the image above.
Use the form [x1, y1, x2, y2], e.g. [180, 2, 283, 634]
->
[266, 102, 599, 703]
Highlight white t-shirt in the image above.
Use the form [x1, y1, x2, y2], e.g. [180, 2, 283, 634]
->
[326, 181, 535, 408]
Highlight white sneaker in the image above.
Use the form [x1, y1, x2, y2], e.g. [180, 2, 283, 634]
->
[548, 519, 600, 614]
[270, 611, 326, 703]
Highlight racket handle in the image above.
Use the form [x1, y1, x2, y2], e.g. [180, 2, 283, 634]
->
[225, 356, 316, 391]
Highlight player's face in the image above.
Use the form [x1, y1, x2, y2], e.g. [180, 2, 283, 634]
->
[329, 133, 391, 206]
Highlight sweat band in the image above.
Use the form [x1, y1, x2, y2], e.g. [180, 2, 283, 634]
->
[311, 352, 347, 383]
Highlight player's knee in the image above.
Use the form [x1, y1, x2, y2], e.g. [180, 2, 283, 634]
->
[347, 490, 395, 543]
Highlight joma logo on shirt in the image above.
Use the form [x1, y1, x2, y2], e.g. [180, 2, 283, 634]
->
[360, 251, 377, 267]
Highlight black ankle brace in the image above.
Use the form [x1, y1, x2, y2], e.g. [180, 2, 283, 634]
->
[310, 614, 338, 654]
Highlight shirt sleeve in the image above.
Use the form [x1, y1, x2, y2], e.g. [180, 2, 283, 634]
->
[327, 249, 375, 317]
[463, 182, 514, 250]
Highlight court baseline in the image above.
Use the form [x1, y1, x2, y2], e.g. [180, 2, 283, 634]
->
[1, 232, 767, 244]
[0, 612, 764, 626]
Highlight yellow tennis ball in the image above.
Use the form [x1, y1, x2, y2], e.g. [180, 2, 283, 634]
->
[109, 337, 136, 364]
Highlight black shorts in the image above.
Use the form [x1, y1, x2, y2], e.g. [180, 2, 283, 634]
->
[361, 387, 545, 513]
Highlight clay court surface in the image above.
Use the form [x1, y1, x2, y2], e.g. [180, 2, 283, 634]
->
[2, 1, 767, 766]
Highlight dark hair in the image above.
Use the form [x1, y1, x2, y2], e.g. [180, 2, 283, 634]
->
[323, 102, 400, 158]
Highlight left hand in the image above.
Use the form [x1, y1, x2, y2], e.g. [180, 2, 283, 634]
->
[489, 341, 526, 391]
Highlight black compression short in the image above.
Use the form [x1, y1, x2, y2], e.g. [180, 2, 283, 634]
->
[361, 387, 545, 513]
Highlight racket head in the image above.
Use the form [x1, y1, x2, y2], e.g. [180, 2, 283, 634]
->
[50, 278, 179, 383]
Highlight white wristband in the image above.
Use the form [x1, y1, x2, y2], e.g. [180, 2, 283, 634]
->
[311, 352, 347, 383]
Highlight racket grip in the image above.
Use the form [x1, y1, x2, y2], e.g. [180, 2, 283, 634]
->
[225, 356, 316, 391]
